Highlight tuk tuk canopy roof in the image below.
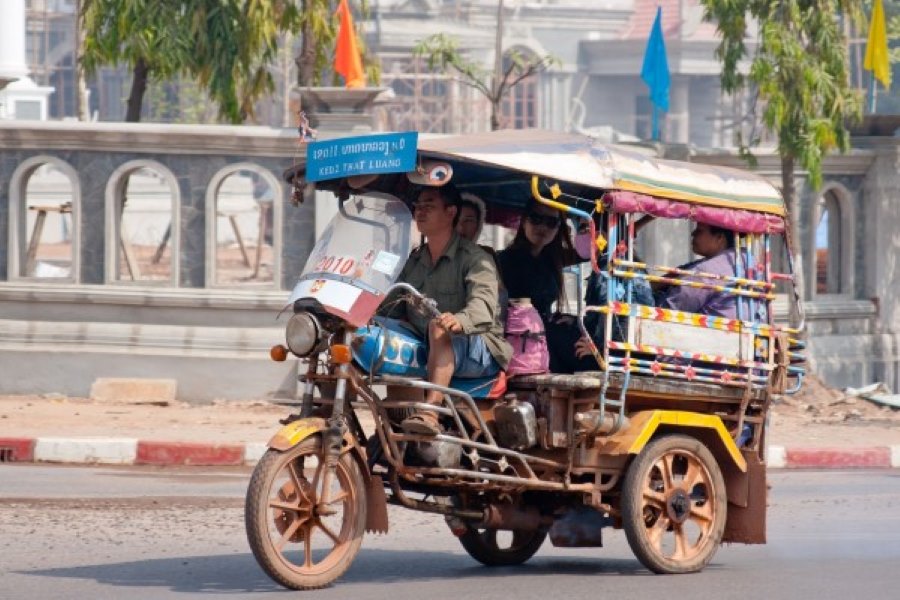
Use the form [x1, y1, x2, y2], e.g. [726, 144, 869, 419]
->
[418, 129, 786, 218]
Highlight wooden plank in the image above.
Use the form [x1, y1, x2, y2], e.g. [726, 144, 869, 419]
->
[24, 209, 47, 276]
[228, 214, 251, 267]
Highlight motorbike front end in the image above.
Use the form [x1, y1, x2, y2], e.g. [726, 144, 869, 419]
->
[244, 192, 414, 590]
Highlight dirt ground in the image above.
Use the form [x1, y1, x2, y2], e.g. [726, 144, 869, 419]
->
[3, 373, 899, 447]
[766, 374, 900, 446]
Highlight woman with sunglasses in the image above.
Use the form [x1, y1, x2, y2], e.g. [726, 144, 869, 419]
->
[496, 202, 586, 373]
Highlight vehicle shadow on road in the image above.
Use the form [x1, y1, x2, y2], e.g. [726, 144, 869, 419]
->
[20, 548, 655, 594]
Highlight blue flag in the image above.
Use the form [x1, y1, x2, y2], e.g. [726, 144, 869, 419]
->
[641, 7, 670, 113]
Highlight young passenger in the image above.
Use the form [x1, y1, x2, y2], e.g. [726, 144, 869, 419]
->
[456, 193, 497, 259]
[655, 223, 737, 318]
[392, 186, 511, 436]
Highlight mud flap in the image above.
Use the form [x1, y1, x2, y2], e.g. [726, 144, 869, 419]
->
[365, 474, 390, 534]
[549, 505, 608, 547]
[723, 450, 767, 544]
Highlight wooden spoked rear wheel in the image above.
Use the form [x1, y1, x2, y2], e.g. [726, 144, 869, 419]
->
[458, 526, 547, 566]
[621, 434, 726, 574]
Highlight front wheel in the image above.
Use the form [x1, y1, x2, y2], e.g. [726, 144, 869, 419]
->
[621, 434, 727, 574]
[245, 436, 367, 590]
[458, 526, 547, 566]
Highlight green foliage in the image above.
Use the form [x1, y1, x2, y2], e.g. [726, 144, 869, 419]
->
[887, 4, 900, 62]
[414, 34, 493, 97]
[413, 33, 558, 129]
[82, 0, 301, 123]
[143, 77, 220, 123]
[702, 0, 864, 190]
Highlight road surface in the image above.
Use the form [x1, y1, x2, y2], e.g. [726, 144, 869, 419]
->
[1, 465, 898, 599]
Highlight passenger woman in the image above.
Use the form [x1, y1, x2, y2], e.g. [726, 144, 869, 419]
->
[496, 202, 587, 373]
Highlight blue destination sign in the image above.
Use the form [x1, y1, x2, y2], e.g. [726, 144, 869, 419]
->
[306, 131, 418, 182]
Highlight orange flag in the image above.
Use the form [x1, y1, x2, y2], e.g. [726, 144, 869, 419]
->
[334, 0, 366, 89]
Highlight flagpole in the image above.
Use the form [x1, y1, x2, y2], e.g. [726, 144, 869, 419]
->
[652, 105, 659, 141]
[868, 76, 877, 113]
[863, 0, 890, 113]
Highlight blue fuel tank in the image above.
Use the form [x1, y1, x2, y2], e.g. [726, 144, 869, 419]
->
[351, 317, 428, 377]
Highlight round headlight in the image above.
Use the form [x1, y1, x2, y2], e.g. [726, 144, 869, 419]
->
[285, 312, 321, 357]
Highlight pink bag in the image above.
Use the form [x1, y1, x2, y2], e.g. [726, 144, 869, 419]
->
[505, 299, 550, 376]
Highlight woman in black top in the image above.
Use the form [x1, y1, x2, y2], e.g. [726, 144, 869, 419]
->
[496, 202, 588, 373]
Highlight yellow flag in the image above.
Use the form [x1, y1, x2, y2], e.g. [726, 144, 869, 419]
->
[864, 0, 891, 89]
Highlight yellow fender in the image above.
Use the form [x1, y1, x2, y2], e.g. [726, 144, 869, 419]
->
[267, 415, 373, 472]
[267, 417, 329, 451]
[611, 410, 747, 472]
[266, 416, 372, 483]
[265, 416, 390, 534]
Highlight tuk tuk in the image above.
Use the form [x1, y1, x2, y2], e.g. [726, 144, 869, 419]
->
[245, 129, 805, 589]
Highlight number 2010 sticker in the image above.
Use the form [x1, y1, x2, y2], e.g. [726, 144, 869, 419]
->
[314, 255, 356, 276]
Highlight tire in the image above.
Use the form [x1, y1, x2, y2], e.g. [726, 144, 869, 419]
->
[245, 436, 367, 590]
[621, 434, 727, 574]
[458, 526, 547, 567]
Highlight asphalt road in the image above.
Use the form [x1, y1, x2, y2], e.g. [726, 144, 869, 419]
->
[1, 465, 899, 600]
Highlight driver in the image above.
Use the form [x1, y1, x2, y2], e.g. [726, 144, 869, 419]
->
[389, 185, 511, 436]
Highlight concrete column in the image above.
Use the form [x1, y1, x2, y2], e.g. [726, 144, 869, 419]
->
[669, 77, 689, 144]
[0, 0, 28, 81]
[0, 0, 54, 120]
[863, 142, 900, 333]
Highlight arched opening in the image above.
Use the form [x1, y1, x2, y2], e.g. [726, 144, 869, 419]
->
[500, 48, 540, 129]
[814, 190, 843, 296]
[106, 162, 179, 285]
[8, 157, 80, 281]
[208, 166, 279, 286]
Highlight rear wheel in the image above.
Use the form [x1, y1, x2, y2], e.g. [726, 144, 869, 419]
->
[458, 526, 547, 566]
[245, 436, 366, 590]
[621, 434, 726, 574]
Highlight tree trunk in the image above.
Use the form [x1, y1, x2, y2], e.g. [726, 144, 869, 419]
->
[125, 57, 149, 122]
[74, 0, 89, 121]
[490, 0, 505, 131]
[490, 99, 502, 131]
[781, 154, 806, 324]
[296, 1, 316, 87]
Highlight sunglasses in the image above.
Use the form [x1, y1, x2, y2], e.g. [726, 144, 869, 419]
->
[526, 213, 561, 228]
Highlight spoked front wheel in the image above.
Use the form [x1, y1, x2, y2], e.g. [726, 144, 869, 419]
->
[245, 436, 367, 590]
[621, 434, 727, 574]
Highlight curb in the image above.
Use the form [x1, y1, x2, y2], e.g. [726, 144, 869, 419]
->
[0, 437, 261, 466]
[1, 438, 899, 468]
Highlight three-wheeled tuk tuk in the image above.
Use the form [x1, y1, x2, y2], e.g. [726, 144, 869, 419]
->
[245, 129, 805, 589]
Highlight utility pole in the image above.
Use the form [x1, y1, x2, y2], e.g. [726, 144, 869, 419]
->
[490, 0, 505, 130]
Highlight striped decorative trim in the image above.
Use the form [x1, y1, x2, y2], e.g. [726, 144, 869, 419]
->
[606, 340, 772, 370]
[590, 302, 800, 336]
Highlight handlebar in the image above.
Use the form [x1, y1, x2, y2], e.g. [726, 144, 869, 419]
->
[385, 282, 441, 319]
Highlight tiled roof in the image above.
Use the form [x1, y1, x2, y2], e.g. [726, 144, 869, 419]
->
[621, 0, 720, 41]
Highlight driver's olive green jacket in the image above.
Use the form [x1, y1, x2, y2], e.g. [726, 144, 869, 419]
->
[389, 233, 511, 369]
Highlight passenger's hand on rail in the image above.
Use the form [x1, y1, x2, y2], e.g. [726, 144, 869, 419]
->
[436, 312, 463, 333]
[574, 336, 594, 359]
